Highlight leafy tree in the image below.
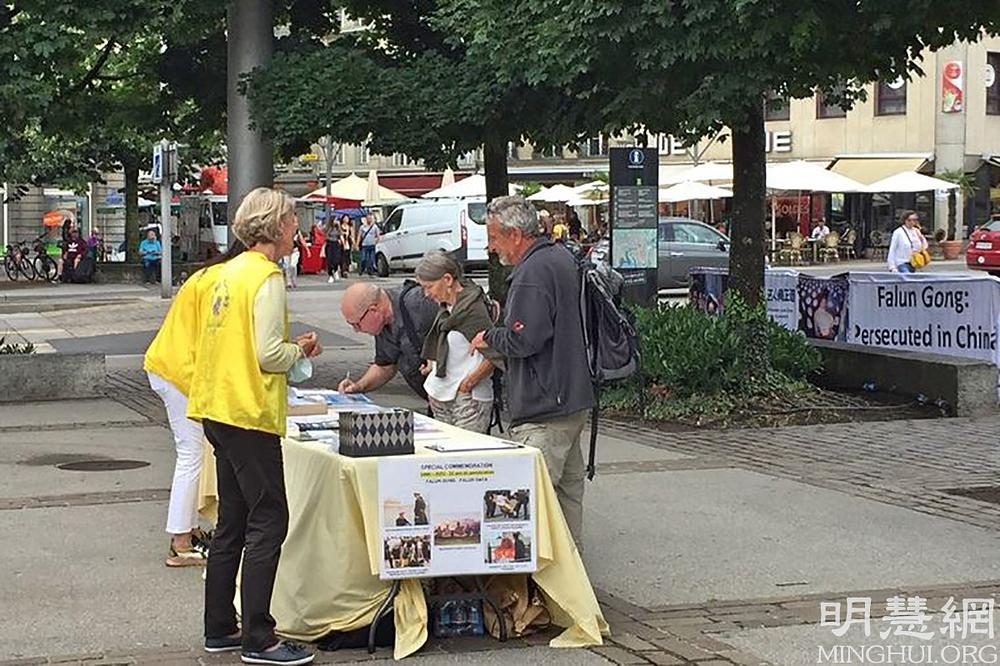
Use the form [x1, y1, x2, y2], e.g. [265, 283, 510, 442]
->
[939, 169, 977, 242]
[446, 0, 1000, 381]
[245, 1, 601, 298]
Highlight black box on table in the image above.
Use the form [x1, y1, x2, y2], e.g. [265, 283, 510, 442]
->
[338, 408, 414, 457]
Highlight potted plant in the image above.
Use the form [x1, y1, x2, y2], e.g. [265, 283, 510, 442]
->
[931, 228, 947, 259]
[939, 169, 977, 260]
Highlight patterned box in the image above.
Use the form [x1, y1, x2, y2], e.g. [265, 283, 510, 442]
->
[339, 408, 414, 457]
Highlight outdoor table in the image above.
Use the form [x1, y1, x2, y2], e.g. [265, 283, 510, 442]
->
[197, 411, 608, 660]
[804, 237, 820, 264]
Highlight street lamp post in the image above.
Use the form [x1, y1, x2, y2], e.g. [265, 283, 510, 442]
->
[227, 0, 274, 235]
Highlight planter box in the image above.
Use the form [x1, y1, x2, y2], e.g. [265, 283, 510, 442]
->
[95, 262, 202, 284]
[811, 340, 997, 417]
[0, 353, 106, 402]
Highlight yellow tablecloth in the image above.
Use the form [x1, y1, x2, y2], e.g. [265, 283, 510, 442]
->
[197, 427, 608, 660]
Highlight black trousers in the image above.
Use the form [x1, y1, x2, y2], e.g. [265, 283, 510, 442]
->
[203, 419, 289, 652]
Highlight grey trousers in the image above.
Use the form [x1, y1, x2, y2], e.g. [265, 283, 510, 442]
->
[428, 392, 493, 434]
[510, 410, 589, 545]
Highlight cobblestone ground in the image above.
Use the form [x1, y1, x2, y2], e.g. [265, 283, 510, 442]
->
[75, 370, 1000, 666]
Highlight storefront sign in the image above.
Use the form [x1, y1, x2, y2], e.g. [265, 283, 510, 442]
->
[657, 131, 793, 156]
[847, 272, 1000, 362]
[943, 61, 964, 113]
[377, 453, 536, 579]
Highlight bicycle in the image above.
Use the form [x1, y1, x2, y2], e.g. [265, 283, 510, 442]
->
[31, 237, 58, 282]
[3, 242, 37, 281]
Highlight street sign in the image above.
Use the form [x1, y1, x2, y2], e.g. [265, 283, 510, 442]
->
[151, 144, 163, 184]
[609, 147, 659, 305]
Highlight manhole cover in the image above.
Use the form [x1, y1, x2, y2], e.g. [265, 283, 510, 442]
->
[943, 486, 1000, 505]
[56, 460, 150, 472]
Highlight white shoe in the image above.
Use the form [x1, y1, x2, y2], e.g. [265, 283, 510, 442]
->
[328, 276, 334, 283]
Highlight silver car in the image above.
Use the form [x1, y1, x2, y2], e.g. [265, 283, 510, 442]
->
[589, 217, 729, 290]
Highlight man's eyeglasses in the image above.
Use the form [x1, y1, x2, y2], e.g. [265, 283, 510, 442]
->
[348, 306, 375, 330]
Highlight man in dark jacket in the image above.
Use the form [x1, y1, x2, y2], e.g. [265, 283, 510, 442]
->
[471, 195, 595, 544]
[339, 281, 438, 400]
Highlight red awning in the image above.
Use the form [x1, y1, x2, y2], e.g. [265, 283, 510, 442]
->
[379, 173, 463, 198]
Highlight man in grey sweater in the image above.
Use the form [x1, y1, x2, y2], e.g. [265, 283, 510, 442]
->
[471, 196, 595, 544]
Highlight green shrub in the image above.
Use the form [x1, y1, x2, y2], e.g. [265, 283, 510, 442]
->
[633, 293, 820, 399]
[0, 336, 35, 354]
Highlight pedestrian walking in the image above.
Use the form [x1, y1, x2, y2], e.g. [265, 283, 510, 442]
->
[888, 210, 929, 273]
[358, 214, 380, 276]
[324, 215, 344, 282]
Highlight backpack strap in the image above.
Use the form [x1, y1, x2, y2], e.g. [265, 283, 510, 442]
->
[397, 280, 424, 352]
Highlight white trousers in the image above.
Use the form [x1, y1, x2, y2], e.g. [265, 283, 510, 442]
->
[148, 372, 204, 535]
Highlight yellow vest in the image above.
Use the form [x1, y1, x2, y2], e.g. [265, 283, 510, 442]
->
[143, 265, 221, 396]
[186, 251, 288, 436]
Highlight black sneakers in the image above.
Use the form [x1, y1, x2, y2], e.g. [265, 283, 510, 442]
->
[241, 641, 314, 665]
[204, 634, 242, 653]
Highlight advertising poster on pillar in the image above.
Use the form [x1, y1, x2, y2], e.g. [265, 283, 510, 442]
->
[377, 453, 537, 580]
[942, 61, 964, 113]
[847, 273, 1000, 363]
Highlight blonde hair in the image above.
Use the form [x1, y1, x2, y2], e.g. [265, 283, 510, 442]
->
[232, 187, 295, 247]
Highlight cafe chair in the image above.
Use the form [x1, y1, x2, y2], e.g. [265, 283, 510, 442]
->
[779, 232, 805, 265]
[838, 228, 857, 260]
[819, 231, 841, 263]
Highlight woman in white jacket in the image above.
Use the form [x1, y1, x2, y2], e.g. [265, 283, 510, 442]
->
[887, 210, 928, 273]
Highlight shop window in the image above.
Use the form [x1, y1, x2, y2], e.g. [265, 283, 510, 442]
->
[816, 90, 847, 119]
[875, 79, 907, 116]
[988, 52, 1000, 115]
[765, 92, 790, 121]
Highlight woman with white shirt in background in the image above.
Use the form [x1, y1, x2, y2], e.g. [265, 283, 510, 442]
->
[887, 210, 928, 273]
[415, 251, 503, 434]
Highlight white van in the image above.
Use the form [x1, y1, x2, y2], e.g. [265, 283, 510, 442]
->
[375, 199, 488, 276]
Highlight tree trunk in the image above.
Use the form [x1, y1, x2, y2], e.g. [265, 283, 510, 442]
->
[947, 191, 957, 241]
[483, 134, 512, 303]
[729, 99, 770, 388]
[124, 159, 140, 264]
[729, 101, 767, 307]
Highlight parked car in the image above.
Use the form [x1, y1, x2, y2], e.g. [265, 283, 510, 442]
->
[588, 217, 729, 290]
[966, 218, 1000, 276]
[375, 199, 488, 276]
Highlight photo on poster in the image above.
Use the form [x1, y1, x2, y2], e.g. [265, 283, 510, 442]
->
[433, 514, 481, 546]
[483, 489, 530, 522]
[382, 491, 430, 528]
[484, 529, 532, 564]
[797, 276, 848, 340]
[383, 534, 431, 570]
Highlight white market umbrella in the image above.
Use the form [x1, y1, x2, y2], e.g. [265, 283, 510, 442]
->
[766, 160, 864, 193]
[527, 184, 579, 203]
[573, 180, 609, 198]
[440, 167, 456, 189]
[565, 197, 608, 207]
[764, 161, 865, 252]
[863, 171, 960, 193]
[658, 181, 733, 203]
[669, 161, 733, 183]
[303, 173, 406, 203]
[423, 174, 484, 198]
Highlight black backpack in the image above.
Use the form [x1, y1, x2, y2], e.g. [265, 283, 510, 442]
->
[578, 257, 640, 479]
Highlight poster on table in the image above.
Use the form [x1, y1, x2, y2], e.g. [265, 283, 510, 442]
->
[797, 275, 849, 341]
[847, 272, 1000, 363]
[377, 453, 537, 580]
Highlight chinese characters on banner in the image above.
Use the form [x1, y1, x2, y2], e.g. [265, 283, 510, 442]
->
[377, 453, 537, 579]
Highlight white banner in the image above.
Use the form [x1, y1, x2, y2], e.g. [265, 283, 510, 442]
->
[765, 269, 800, 331]
[847, 272, 1000, 362]
[377, 453, 537, 579]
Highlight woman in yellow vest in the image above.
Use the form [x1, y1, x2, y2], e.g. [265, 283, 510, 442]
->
[144, 240, 245, 567]
[187, 188, 321, 665]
